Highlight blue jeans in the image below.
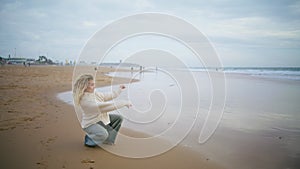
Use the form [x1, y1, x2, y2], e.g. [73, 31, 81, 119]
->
[83, 114, 123, 146]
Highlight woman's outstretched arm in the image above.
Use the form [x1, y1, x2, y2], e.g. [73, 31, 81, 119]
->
[95, 85, 126, 102]
[97, 100, 131, 113]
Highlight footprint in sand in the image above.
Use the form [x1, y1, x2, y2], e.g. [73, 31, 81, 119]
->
[36, 160, 48, 169]
[81, 159, 95, 169]
[40, 136, 58, 150]
[81, 159, 95, 163]
[0, 114, 42, 131]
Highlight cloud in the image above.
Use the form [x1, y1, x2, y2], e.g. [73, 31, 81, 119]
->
[0, 0, 23, 12]
[134, 0, 154, 10]
[82, 21, 98, 27]
[0, 0, 299, 66]
[288, 1, 300, 15]
[208, 16, 297, 38]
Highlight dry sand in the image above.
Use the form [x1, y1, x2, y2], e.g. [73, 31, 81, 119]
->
[0, 65, 222, 169]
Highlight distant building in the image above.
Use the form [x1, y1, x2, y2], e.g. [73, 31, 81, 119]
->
[6, 58, 27, 65]
[1, 55, 57, 65]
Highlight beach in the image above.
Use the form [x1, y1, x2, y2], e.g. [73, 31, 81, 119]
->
[1, 65, 300, 169]
[0, 65, 222, 169]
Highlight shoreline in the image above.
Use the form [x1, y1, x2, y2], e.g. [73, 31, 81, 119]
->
[0, 66, 223, 169]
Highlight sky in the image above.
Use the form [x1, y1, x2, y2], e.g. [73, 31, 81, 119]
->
[0, 0, 299, 67]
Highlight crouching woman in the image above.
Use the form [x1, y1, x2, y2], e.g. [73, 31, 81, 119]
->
[73, 74, 131, 147]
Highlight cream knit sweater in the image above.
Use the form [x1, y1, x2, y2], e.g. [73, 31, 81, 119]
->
[79, 88, 130, 128]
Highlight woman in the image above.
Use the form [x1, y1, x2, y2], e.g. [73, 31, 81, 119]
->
[73, 74, 131, 147]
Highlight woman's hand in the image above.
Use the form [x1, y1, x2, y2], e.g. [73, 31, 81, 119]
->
[120, 84, 126, 90]
[126, 101, 132, 108]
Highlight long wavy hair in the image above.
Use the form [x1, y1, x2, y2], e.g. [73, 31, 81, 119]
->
[73, 74, 94, 105]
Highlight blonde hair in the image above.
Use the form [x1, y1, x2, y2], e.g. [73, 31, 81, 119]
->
[73, 74, 94, 105]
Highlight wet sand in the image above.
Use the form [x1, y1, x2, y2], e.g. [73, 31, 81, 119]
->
[0, 65, 222, 169]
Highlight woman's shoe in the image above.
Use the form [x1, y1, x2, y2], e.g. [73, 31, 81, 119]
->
[84, 135, 97, 147]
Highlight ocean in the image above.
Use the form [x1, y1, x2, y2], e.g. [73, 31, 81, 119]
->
[188, 67, 300, 81]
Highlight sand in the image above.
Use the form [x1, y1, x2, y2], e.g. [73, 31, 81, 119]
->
[0, 65, 222, 169]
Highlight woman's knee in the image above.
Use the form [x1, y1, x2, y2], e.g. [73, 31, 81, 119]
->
[96, 130, 109, 141]
[87, 128, 109, 143]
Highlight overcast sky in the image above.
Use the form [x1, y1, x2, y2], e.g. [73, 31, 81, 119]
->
[0, 0, 299, 67]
